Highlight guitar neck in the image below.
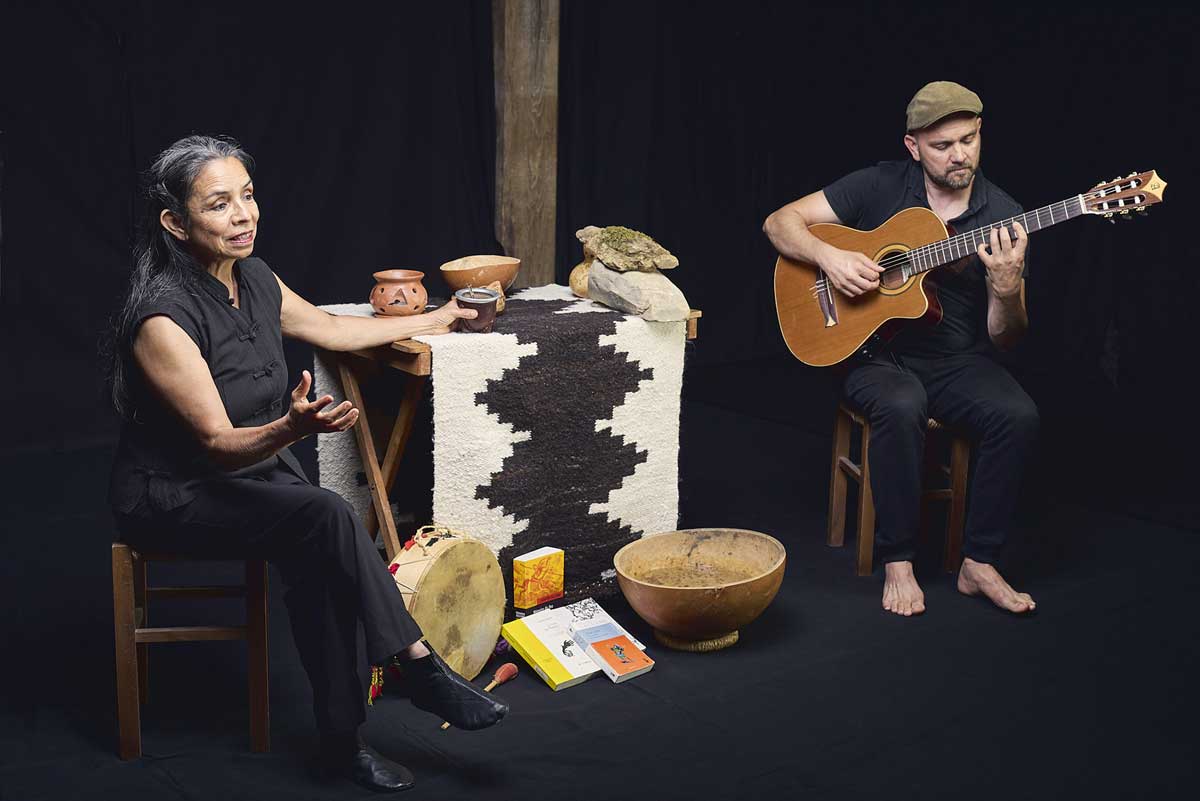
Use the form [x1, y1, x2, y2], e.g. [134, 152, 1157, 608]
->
[910, 196, 1086, 273]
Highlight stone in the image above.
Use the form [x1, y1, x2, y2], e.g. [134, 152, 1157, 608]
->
[575, 225, 679, 273]
[569, 259, 591, 298]
[587, 260, 690, 322]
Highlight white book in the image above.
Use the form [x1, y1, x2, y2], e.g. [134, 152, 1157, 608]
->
[561, 597, 647, 651]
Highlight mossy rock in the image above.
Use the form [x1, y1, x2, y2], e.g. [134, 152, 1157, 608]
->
[575, 225, 679, 273]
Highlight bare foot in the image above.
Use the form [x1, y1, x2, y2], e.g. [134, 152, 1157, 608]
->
[882, 561, 926, 617]
[957, 558, 1036, 614]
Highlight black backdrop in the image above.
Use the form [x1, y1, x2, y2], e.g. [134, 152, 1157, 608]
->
[558, 1, 1195, 377]
[555, 1, 1198, 526]
[2, 0, 1197, 520]
[0, 0, 499, 451]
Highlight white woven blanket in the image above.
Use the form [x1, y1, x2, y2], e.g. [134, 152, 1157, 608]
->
[315, 285, 685, 600]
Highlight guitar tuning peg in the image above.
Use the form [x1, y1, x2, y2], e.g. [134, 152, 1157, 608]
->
[1104, 213, 1116, 223]
[1136, 206, 1150, 214]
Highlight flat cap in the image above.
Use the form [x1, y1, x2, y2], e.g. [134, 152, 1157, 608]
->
[906, 81, 983, 132]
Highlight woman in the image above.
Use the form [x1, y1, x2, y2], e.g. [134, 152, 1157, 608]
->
[106, 135, 506, 793]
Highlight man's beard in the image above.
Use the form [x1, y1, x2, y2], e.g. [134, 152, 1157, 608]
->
[925, 162, 975, 190]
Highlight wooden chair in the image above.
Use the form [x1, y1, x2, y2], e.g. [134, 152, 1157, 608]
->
[827, 402, 971, 576]
[111, 543, 270, 760]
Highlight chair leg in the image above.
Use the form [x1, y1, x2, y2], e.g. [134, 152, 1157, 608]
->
[245, 560, 271, 753]
[944, 435, 970, 573]
[133, 556, 149, 705]
[856, 423, 876, 577]
[827, 406, 852, 547]
[111, 544, 142, 760]
[917, 431, 941, 546]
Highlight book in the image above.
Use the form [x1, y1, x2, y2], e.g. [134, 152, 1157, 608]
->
[513, 599, 561, 619]
[501, 608, 599, 691]
[501, 597, 647, 691]
[562, 597, 647, 651]
[583, 634, 654, 683]
[512, 546, 564, 613]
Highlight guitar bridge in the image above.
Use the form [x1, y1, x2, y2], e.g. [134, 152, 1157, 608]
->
[814, 273, 838, 327]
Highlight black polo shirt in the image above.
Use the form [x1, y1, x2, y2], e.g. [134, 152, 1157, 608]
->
[109, 257, 306, 516]
[823, 159, 1027, 358]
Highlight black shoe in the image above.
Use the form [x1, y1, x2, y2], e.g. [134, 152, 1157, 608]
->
[403, 648, 509, 730]
[340, 746, 415, 793]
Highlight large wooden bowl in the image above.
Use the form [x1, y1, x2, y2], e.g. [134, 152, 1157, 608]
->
[439, 255, 521, 292]
[614, 529, 786, 652]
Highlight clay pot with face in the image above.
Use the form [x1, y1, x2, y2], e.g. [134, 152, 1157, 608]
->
[370, 270, 428, 316]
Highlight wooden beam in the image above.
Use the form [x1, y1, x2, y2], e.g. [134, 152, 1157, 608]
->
[494, 0, 559, 288]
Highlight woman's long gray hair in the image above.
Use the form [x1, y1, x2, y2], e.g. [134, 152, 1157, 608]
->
[104, 135, 254, 419]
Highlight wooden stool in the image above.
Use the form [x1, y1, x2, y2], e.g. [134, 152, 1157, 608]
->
[111, 543, 270, 760]
[827, 403, 971, 576]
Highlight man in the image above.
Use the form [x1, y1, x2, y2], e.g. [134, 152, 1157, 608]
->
[763, 81, 1039, 616]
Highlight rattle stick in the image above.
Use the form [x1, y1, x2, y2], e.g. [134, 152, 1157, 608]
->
[440, 662, 519, 730]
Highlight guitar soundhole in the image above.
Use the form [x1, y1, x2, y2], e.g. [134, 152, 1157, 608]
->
[879, 255, 911, 291]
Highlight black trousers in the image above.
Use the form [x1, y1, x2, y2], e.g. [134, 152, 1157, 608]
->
[115, 463, 423, 736]
[841, 347, 1039, 565]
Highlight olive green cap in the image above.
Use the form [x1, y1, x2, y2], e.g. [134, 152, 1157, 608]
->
[905, 81, 983, 132]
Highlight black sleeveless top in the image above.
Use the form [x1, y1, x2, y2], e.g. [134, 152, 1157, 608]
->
[109, 257, 307, 516]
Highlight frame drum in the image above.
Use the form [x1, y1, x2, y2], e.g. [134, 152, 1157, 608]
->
[389, 527, 505, 680]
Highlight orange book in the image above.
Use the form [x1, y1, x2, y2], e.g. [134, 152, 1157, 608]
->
[585, 634, 654, 683]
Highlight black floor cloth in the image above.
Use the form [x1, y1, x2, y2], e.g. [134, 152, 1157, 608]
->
[1, 392, 1197, 800]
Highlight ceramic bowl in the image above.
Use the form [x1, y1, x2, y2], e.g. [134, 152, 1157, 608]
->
[614, 528, 786, 651]
[370, 269, 428, 316]
[439, 255, 521, 292]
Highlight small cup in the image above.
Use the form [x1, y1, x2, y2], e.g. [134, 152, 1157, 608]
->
[454, 287, 500, 333]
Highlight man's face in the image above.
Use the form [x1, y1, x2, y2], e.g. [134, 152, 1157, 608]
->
[904, 114, 982, 191]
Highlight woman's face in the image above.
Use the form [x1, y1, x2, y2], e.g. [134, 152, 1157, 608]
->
[163, 156, 259, 268]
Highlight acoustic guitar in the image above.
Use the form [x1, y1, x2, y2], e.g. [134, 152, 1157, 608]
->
[773, 170, 1167, 366]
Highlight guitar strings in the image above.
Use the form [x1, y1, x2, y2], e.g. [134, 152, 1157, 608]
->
[811, 189, 1115, 292]
[875, 198, 1079, 270]
[881, 186, 1124, 270]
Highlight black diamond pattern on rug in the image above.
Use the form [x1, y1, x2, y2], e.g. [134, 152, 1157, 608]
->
[475, 297, 653, 601]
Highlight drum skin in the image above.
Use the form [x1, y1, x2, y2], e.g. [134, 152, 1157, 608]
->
[389, 532, 505, 680]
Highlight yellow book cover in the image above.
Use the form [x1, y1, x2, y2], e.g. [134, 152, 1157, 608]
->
[513, 546, 565, 610]
[501, 609, 597, 691]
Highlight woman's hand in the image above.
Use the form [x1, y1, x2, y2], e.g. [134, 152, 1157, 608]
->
[287, 370, 359, 437]
[422, 298, 478, 335]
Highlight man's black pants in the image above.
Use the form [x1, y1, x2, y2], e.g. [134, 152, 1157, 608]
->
[115, 464, 423, 737]
[841, 349, 1039, 566]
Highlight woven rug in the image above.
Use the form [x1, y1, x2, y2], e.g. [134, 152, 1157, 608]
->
[315, 285, 686, 601]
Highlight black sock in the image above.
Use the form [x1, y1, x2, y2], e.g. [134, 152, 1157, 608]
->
[392, 642, 437, 668]
[397, 652, 438, 678]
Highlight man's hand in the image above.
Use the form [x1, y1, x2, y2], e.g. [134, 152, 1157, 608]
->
[978, 221, 1026, 298]
[286, 370, 359, 438]
[819, 248, 884, 297]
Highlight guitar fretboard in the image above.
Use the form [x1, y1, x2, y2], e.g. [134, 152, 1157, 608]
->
[905, 196, 1086, 273]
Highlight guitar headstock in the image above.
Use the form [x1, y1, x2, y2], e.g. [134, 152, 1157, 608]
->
[1083, 170, 1166, 221]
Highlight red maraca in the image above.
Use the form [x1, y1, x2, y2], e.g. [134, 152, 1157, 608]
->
[440, 662, 519, 730]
